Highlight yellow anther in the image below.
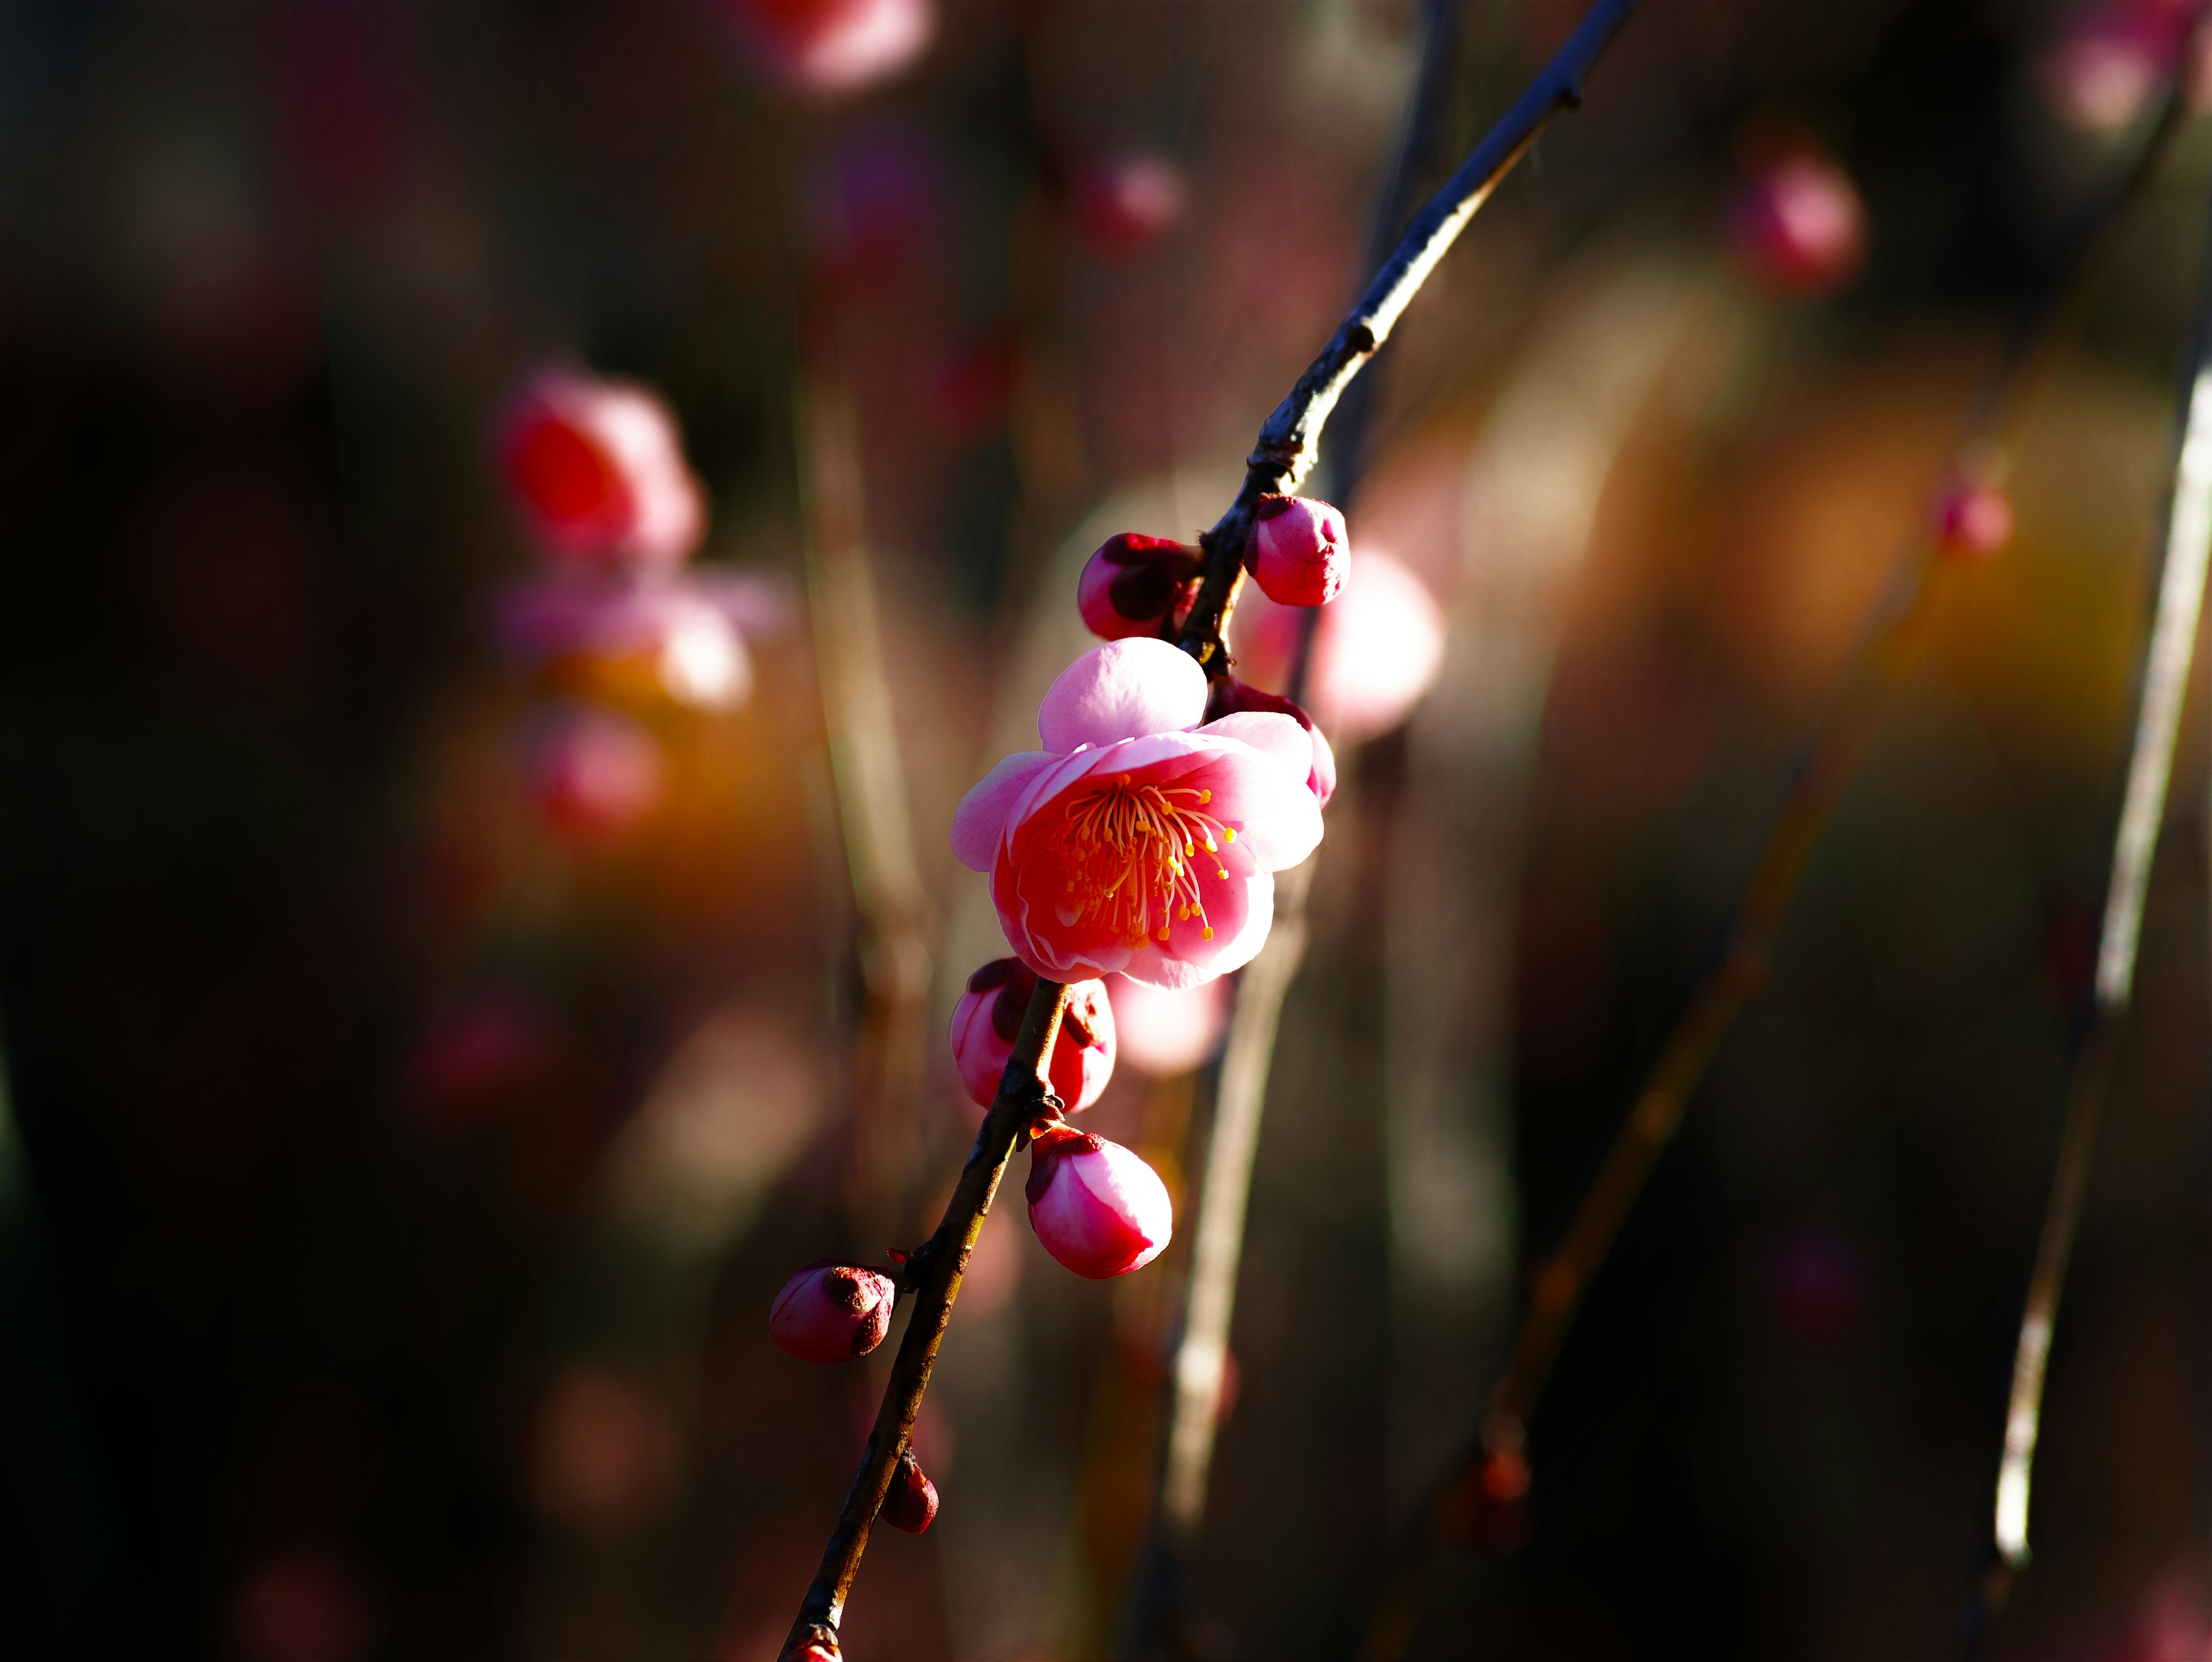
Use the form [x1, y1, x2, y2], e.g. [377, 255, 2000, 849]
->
[1201, 926, 1215, 940]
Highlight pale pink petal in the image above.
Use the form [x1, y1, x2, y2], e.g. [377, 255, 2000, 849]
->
[1189, 745, 1322, 872]
[1037, 637, 1207, 753]
[1195, 710, 1311, 779]
[952, 750, 1054, 872]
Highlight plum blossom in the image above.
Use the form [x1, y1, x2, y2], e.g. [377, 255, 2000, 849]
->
[1934, 479, 2014, 561]
[1205, 676, 1337, 807]
[952, 638, 1323, 988]
[1230, 549, 1445, 743]
[497, 567, 791, 712]
[2040, 0, 2206, 133]
[498, 368, 706, 570]
[1025, 1125, 1172, 1278]
[713, 0, 934, 99]
[949, 959, 1115, 1112]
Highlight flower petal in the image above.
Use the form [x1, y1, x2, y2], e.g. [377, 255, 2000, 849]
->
[953, 750, 1054, 872]
[1195, 710, 1311, 779]
[1037, 638, 1207, 753]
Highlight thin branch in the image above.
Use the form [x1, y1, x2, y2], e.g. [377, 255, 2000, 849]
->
[1348, 69, 2203, 1662]
[783, 0, 1646, 1646]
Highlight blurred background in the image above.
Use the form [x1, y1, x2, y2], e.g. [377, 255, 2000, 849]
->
[6, 1, 2212, 1659]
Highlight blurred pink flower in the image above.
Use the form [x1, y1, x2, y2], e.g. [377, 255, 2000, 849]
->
[498, 368, 705, 570]
[949, 959, 1115, 1112]
[522, 703, 667, 838]
[1934, 479, 2014, 561]
[2040, 2, 2203, 132]
[1025, 1125, 1172, 1277]
[713, 0, 934, 98]
[1073, 153, 1187, 255]
[1231, 548, 1444, 742]
[1727, 150, 1867, 296]
[1105, 972, 1230, 1076]
[497, 568, 790, 711]
[532, 1365, 681, 1535]
[953, 639, 1323, 987]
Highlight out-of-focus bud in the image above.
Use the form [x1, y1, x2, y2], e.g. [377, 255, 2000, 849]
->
[1025, 1125, 1172, 1278]
[768, 1262, 896, 1362]
[1934, 479, 2014, 561]
[1728, 150, 1867, 297]
[950, 960, 1116, 1112]
[497, 570, 790, 713]
[712, 0, 934, 97]
[1105, 973, 1231, 1077]
[1072, 153, 1187, 255]
[499, 369, 705, 570]
[1231, 549, 1445, 742]
[2041, 8, 2176, 134]
[523, 704, 667, 838]
[882, 1451, 940, 1533]
[1205, 676, 1337, 807]
[1078, 532, 1205, 641]
[1246, 495, 1350, 607]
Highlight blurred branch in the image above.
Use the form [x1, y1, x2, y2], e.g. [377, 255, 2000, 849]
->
[1980, 158, 2212, 1623]
[783, 0, 1646, 1648]
[1350, 69, 2206, 1662]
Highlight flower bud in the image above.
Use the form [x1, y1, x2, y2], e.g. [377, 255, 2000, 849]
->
[1077, 533, 1205, 641]
[1934, 480, 2013, 562]
[950, 960, 1115, 1112]
[1246, 495, 1349, 607]
[1205, 677, 1337, 808]
[1025, 1126, 1172, 1278]
[1728, 152, 1866, 297]
[882, 1451, 939, 1534]
[768, 1262, 896, 1362]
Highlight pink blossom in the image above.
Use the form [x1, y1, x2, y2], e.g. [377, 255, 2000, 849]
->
[1073, 153, 1188, 255]
[1934, 480, 2014, 561]
[881, 1452, 938, 1534]
[949, 959, 1115, 1112]
[1206, 676, 1337, 808]
[1105, 972, 1231, 1076]
[768, 1262, 896, 1361]
[1077, 532, 1205, 641]
[1247, 494, 1349, 607]
[522, 704, 666, 838]
[1230, 549, 1444, 743]
[2040, 2, 2202, 132]
[498, 368, 706, 570]
[952, 638, 1324, 988]
[1025, 1125, 1172, 1278]
[497, 568, 790, 711]
[1727, 152, 1867, 297]
[712, 0, 934, 98]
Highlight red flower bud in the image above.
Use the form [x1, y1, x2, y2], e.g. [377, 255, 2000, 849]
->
[1077, 533, 1205, 641]
[1246, 495, 1349, 607]
[949, 960, 1116, 1112]
[1025, 1125, 1172, 1278]
[1934, 480, 2013, 562]
[768, 1262, 896, 1362]
[882, 1451, 939, 1533]
[1205, 677, 1337, 808]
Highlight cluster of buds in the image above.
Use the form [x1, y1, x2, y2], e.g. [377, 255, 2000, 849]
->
[950, 959, 1115, 1114]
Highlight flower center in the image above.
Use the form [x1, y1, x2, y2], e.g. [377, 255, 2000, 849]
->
[1046, 773, 1237, 948]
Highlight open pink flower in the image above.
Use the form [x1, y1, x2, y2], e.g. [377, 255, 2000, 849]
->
[953, 638, 1323, 988]
[949, 959, 1115, 1112]
[497, 568, 791, 711]
[498, 368, 706, 570]
[1025, 1125, 1172, 1278]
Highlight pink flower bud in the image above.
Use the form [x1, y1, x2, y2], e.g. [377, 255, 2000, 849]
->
[781, 1640, 838, 1662]
[1025, 1126, 1172, 1278]
[768, 1262, 896, 1362]
[1205, 677, 1336, 807]
[1728, 152, 1866, 297]
[1073, 154, 1187, 255]
[1246, 495, 1349, 607]
[712, 0, 934, 98]
[1077, 533, 1205, 641]
[498, 369, 704, 570]
[882, 1451, 939, 1533]
[1934, 480, 2013, 561]
[522, 705, 666, 838]
[949, 960, 1115, 1112]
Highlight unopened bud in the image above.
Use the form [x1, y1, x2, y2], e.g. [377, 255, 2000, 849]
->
[1077, 533, 1204, 641]
[1206, 677, 1337, 808]
[882, 1451, 940, 1534]
[1246, 495, 1349, 607]
[949, 960, 1116, 1112]
[1934, 479, 2013, 562]
[1025, 1125, 1172, 1278]
[769, 1262, 896, 1362]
